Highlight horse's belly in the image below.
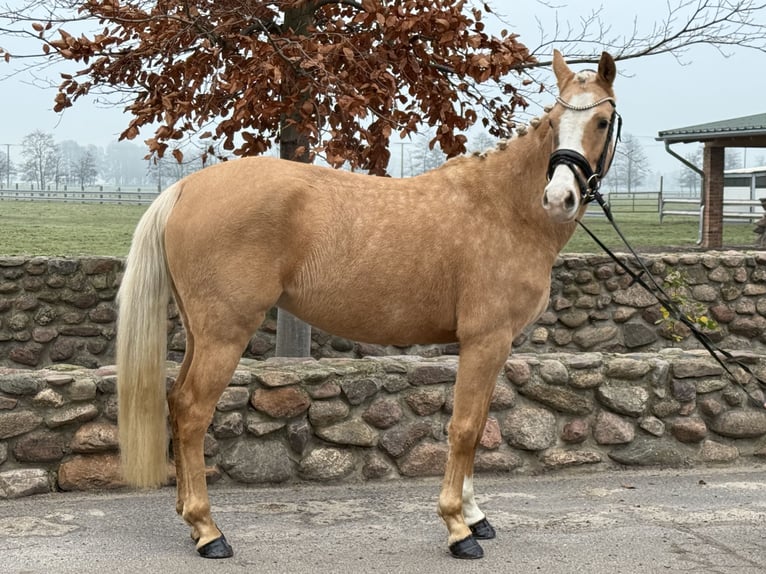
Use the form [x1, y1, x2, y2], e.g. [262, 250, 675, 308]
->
[278, 291, 458, 346]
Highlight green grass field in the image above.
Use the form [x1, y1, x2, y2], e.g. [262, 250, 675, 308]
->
[0, 200, 759, 257]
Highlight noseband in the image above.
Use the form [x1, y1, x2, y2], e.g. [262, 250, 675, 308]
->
[546, 96, 622, 203]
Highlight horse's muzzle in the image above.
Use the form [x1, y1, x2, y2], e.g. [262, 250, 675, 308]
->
[542, 168, 580, 222]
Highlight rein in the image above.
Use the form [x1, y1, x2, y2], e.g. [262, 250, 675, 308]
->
[547, 96, 623, 203]
[577, 195, 766, 409]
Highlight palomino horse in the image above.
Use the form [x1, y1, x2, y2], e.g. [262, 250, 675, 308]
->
[117, 49, 619, 560]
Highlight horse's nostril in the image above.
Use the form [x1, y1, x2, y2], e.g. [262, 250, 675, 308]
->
[564, 190, 576, 211]
[542, 193, 550, 208]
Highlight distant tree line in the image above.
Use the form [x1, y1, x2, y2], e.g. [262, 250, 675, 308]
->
[0, 130, 214, 190]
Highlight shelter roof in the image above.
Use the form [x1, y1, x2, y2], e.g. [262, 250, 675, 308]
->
[657, 113, 766, 146]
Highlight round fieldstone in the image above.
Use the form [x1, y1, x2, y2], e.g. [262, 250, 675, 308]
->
[380, 422, 432, 458]
[596, 385, 649, 417]
[561, 419, 589, 443]
[540, 448, 602, 469]
[540, 360, 569, 385]
[503, 406, 557, 451]
[405, 388, 444, 416]
[340, 378, 379, 405]
[299, 447, 356, 481]
[362, 452, 393, 479]
[700, 440, 739, 462]
[670, 417, 707, 443]
[251, 387, 310, 419]
[710, 410, 766, 438]
[212, 412, 244, 438]
[245, 412, 286, 437]
[0, 468, 52, 498]
[308, 399, 349, 427]
[490, 382, 516, 410]
[13, 431, 69, 462]
[216, 387, 250, 411]
[671, 379, 697, 402]
[58, 454, 125, 491]
[605, 358, 653, 380]
[504, 360, 531, 385]
[608, 437, 687, 466]
[479, 417, 502, 449]
[518, 381, 593, 415]
[362, 398, 403, 429]
[220, 439, 292, 483]
[315, 421, 378, 447]
[672, 358, 724, 379]
[593, 411, 634, 445]
[45, 404, 99, 429]
[0, 411, 42, 439]
[408, 363, 457, 386]
[0, 373, 45, 395]
[397, 442, 449, 477]
[474, 449, 524, 472]
[572, 325, 620, 350]
[70, 422, 119, 453]
[639, 416, 666, 437]
[287, 417, 311, 454]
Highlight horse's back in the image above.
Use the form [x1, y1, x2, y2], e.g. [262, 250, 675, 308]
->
[161, 157, 466, 344]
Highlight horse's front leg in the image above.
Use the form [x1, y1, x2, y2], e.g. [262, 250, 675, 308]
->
[438, 330, 512, 559]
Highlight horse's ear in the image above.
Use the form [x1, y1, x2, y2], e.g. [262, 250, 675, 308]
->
[597, 52, 617, 87]
[552, 49, 574, 89]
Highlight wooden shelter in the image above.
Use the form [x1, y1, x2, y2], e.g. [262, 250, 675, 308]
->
[657, 113, 766, 248]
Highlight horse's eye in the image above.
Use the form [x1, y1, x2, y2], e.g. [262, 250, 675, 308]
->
[597, 118, 609, 130]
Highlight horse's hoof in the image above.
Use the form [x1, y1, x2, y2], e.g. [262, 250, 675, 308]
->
[448, 535, 484, 559]
[197, 534, 234, 559]
[469, 517, 496, 540]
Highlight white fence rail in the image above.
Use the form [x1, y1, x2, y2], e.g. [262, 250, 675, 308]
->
[0, 187, 159, 205]
[660, 195, 765, 223]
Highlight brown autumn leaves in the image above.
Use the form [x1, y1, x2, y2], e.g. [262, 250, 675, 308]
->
[32, 0, 534, 174]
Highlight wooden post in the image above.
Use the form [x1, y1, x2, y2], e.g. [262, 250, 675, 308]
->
[275, 308, 312, 357]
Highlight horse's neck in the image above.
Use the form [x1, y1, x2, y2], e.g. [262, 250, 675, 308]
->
[485, 123, 578, 257]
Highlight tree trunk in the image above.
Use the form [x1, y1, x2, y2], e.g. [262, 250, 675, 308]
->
[275, 2, 314, 358]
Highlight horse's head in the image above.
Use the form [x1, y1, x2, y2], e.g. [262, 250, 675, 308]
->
[543, 50, 620, 223]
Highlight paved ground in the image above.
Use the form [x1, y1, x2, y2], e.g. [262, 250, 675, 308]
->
[2, 466, 766, 573]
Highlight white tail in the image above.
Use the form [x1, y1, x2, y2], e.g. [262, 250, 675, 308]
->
[116, 183, 181, 488]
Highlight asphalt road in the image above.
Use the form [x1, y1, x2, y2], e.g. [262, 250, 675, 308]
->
[2, 466, 766, 574]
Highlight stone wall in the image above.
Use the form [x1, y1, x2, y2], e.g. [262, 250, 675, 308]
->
[2, 351, 766, 499]
[1, 252, 765, 369]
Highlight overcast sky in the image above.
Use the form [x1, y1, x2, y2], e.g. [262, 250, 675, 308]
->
[1, 0, 764, 185]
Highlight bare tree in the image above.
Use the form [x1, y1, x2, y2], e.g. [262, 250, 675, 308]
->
[0, 149, 14, 188]
[72, 149, 99, 187]
[606, 133, 651, 192]
[20, 130, 58, 190]
[678, 145, 703, 195]
[410, 133, 447, 176]
[725, 148, 743, 170]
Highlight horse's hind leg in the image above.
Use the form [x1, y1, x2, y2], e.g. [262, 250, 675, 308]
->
[168, 317, 258, 558]
[438, 330, 512, 559]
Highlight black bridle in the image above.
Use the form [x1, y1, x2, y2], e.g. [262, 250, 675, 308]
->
[546, 96, 623, 203]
